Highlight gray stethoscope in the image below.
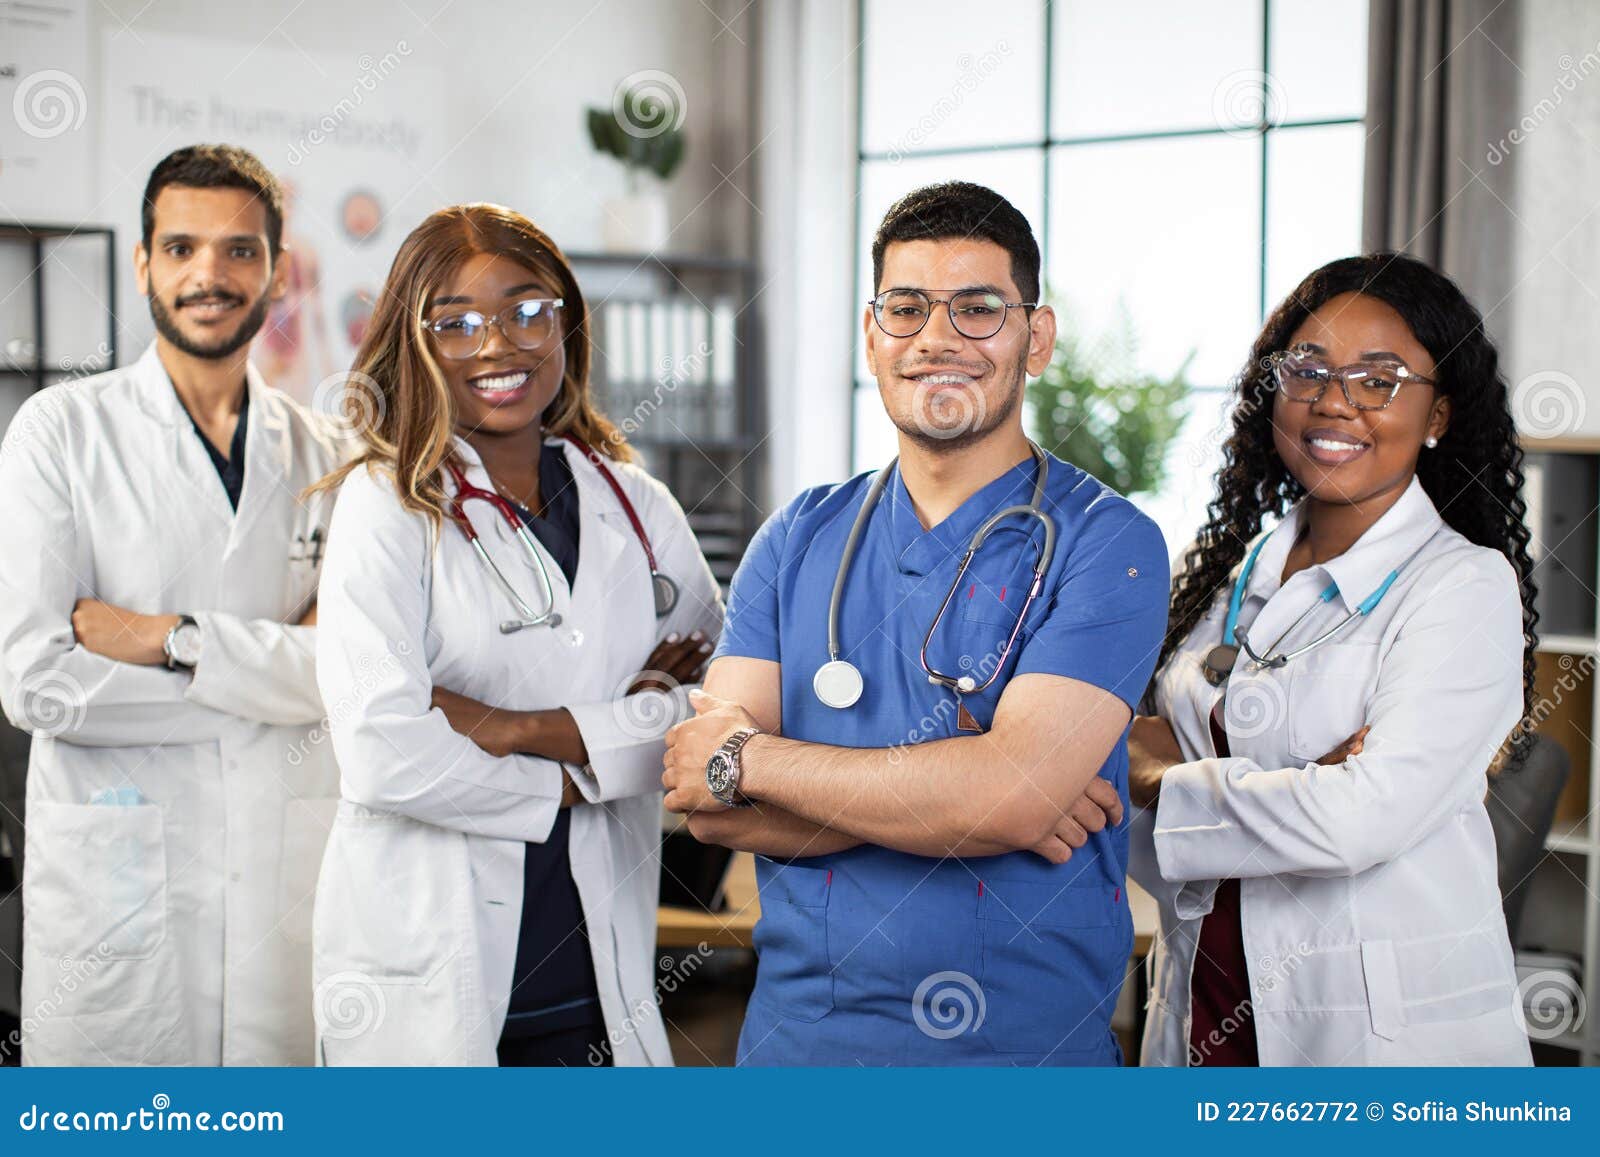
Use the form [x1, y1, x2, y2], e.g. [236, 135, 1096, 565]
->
[813, 441, 1058, 709]
[444, 436, 678, 635]
[1203, 524, 1439, 686]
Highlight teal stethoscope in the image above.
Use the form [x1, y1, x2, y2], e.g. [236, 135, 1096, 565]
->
[813, 441, 1058, 709]
[1202, 523, 1440, 686]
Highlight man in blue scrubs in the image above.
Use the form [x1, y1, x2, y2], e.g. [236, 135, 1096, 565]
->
[663, 182, 1169, 1065]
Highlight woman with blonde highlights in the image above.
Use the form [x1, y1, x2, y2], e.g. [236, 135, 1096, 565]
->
[310, 204, 722, 1066]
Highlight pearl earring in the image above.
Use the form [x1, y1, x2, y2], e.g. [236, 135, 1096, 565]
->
[1424, 436, 1439, 448]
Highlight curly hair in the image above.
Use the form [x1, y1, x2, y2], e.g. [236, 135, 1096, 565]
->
[1159, 252, 1539, 757]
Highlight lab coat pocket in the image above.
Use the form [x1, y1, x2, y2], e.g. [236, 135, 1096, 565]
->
[26, 801, 167, 962]
[1360, 938, 1405, 1041]
[1287, 643, 1378, 762]
[277, 797, 341, 945]
[313, 811, 463, 983]
[749, 860, 834, 1022]
[978, 879, 1127, 1055]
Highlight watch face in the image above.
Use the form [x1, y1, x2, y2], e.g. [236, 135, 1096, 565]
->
[706, 754, 733, 795]
[172, 623, 202, 666]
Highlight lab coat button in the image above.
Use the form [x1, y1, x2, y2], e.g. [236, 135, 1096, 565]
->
[567, 629, 584, 647]
[230, 872, 242, 883]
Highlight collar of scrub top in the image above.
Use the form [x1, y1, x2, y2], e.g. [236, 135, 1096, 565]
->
[1211, 476, 1445, 678]
[814, 442, 1056, 707]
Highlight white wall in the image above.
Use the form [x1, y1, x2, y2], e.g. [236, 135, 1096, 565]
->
[1504, 0, 1600, 441]
[1, 0, 760, 453]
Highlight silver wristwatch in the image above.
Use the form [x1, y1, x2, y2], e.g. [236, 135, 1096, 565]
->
[705, 727, 759, 807]
[163, 614, 201, 670]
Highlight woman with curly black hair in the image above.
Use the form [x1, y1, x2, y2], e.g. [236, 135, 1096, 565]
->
[1127, 253, 1537, 1067]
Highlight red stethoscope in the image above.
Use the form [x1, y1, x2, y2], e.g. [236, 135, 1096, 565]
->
[444, 435, 678, 634]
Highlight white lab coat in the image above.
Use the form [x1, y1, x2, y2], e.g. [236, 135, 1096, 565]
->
[312, 435, 723, 1066]
[1131, 477, 1532, 1066]
[0, 343, 347, 1065]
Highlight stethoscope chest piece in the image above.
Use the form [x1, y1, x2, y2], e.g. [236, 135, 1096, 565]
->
[653, 572, 680, 618]
[813, 659, 865, 709]
[1202, 643, 1238, 686]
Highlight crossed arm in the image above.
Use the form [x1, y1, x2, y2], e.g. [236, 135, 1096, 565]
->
[665, 656, 1130, 863]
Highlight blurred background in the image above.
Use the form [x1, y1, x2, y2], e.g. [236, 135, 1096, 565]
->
[2, 0, 1598, 1065]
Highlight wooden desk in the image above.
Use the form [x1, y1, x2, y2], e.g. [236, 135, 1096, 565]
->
[657, 852, 1159, 957]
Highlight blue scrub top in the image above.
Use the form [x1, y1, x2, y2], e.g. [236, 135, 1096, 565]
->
[714, 450, 1169, 1065]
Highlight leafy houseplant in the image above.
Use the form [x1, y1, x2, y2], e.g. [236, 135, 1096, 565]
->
[1025, 306, 1192, 498]
[587, 81, 688, 253]
[586, 89, 687, 188]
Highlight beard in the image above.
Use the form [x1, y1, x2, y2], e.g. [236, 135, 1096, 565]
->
[887, 348, 1027, 453]
[147, 278, 272, 360]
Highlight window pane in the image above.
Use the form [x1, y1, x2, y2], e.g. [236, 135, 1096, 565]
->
[853, 381, 900, 472]
[860, 0, 1046, 154]
[1269, 0, 1368, 122]
[1264, 123, 1365, 311]
[855, 149, 1046, 380]
[1048, 136, 1261, 387]
[1140, 395, 1232, 558]
[1052, 0, 1264, 136]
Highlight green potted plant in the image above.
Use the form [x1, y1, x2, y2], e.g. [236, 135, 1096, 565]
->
[1026, 303, 1192, 498]
[588, 75, 688, 253]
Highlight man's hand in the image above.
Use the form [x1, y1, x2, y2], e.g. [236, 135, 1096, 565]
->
[431, 687, 523, 758]
[71, 599, 178, 666]
[1026, 776, 1126, 864]
[1128, 713, 1183, 809]
[662, 688, 760, 813]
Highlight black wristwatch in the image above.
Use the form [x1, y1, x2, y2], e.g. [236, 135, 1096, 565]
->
[705, 728, 759, 807]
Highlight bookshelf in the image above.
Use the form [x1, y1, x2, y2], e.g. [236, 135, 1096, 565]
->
[0, 221, 118, 403]
[1518, 434, 1600, 1065]
[568, 251, 766, 593]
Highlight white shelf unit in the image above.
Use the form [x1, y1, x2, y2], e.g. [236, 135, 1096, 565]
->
[1521, 436, 1599, 1066]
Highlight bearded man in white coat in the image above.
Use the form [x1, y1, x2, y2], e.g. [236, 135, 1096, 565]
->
[0, 144, 346, 1065]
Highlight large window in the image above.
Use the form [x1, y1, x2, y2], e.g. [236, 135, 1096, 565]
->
[852, 0, 1368, 551]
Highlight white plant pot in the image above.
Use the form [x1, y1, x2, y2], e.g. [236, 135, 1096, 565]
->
[602, 186, 670, 254]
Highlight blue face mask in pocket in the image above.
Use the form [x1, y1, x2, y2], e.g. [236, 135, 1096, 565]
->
[88, 786, 145, 806]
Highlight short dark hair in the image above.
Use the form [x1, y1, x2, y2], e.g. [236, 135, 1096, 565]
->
[871, 181, 1040, 304]
[141, 144, 284, 257]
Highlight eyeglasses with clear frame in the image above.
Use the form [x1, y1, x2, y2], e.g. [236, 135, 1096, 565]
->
[1268, 346, 1438, 411]
[427, 298, 565, 360]
[869, 288, 1037, 341]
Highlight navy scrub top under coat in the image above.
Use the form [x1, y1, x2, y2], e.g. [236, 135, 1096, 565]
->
[498, 441, 603, 1040]
[713, 449, 1170, 1066]
[186, 388, 249, 510]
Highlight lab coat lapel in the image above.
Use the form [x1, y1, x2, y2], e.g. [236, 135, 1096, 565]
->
[130, 345, 236, 559]
[563, 439, 631, 648]
[225, 365, 289, 562]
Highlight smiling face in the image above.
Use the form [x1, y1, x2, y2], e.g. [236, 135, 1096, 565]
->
[134, 186, 283, 360]
[1271, 291, 1451, 506]
[426, 251, 567, 439]
[864, 237, 1054, 451]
